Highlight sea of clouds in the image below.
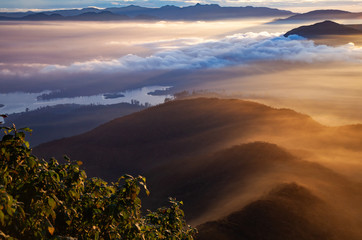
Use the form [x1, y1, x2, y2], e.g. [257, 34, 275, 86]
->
[1, 31, 362, 124]
[1, 31, 362, 96]
[37, 32, 362, 74]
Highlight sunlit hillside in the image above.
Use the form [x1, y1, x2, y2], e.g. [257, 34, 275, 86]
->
[34, 98, 362, 239]
[1, 2, 362, 239]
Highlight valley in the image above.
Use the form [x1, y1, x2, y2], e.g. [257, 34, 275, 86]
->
[1, 3, 362, 239]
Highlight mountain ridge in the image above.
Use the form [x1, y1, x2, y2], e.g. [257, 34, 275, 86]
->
[0, 4, 294, 21]
[284, 20, 362, 38]
[275, 9, 362, 23]
[34, 98, 325, 180]
[32, 97, 362, 238]
[196, 183, 356, 240]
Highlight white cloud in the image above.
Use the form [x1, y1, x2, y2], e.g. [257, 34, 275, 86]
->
[40, 32, 362, 74]
[1, 69, 15, 76]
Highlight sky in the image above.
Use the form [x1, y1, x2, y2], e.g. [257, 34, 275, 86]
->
[1, 0, 362, 13]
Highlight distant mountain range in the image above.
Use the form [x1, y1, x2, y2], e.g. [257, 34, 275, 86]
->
[274, 9, 362, 23]
[284, 20, 362, 38]
[2, 6, 362, 22]
[0, 4, 294, 21]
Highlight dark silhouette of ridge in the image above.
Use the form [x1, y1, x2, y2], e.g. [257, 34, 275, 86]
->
[34, 98, 362, 180]
[68, 11, 130, 21]
[0, 4, 294, 21]
[46, 7, 103, 16]
[16, 11, 130, 21]
[96, 5, 150, 17]
[197, 183, 354, 240]
[0, 16, 13, 20]
[284, 20, 362, 38]
[34, 98, 323, 180]
[275, 9, 362, 23]
[21, 13, 65, 21]
[144, 142, 298, 220]
[143, 139, 362, 224]
[5, 103, 145, 146]
[0, 11, 34, 18]
[33, 98, 362, 238]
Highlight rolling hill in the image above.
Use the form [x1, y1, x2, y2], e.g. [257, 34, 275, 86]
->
[196, 183, 358, 240]
[275, 9, 362, 23]
[33, 98, 362, 238]
[34, 98, 326, 179]
[34, 98, 362, 179]
[284, 20, 362, 38]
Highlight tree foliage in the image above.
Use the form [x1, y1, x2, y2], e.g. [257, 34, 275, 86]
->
[0, 125, 197, 239]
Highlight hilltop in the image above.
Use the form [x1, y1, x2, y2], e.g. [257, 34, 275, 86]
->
[284, 20, 362, 38]
[33, 98, 362, 239]
[197, 183, 353, 240]
[34, 98, 362, 180]
[274, 9, 362, 23]
[34, 98, 325, 179]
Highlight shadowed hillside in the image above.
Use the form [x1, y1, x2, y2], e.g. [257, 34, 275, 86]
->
[144, 141, 362, 227]
[5, 103, 145, 146]
[34, 98, 362, 180]
[144, 142, 297, 221]
[197, 183, 359, 240]
[33, 98, 362, 238]
[284, 20, 362, 38]
[275, 10, 362, 23]
[34, 98, 325, 179]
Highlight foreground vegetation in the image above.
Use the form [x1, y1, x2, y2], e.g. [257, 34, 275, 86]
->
[0, 125, 196, 239]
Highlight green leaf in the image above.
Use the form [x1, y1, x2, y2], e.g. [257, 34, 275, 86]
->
[17, 132, 25, 140]
[5, 206, 14, 217]
[95, 231, 100, 240]
[0, 125, 196, 239]
[19, 127, 33, 133]
[48, 197, 56, 210]
[0, 210, 5, 225]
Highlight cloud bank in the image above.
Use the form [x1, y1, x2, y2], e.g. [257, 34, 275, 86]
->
[40, 32, 362, 74]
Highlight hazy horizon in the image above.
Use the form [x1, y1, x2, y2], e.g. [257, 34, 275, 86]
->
[3, 4, 362, 239]
[1, 1, 362, 14]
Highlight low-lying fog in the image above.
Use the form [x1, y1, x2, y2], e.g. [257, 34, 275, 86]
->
[1, 19, 362, 125]
[4, 19, 362, 237]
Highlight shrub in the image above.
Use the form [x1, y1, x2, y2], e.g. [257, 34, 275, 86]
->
[0, 125, 197, 239]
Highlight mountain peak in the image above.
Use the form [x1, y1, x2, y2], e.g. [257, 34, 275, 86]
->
[81, 7, 102, 11]
[307, 9, 351, 14]
[194, 3, 221, 7]
[277, 9, 362, 22]
[284, 20, 362, 38]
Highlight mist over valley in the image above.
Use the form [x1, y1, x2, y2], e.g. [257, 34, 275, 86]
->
[1, 3, 362, 239]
